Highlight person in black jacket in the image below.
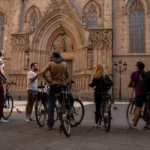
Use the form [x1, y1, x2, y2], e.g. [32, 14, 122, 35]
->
[89, 65, 108, 128]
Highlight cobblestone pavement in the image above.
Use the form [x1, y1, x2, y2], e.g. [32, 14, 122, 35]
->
[0, 101, 150, 150]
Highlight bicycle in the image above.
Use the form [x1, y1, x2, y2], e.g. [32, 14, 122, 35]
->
[3, 81, 17, 120]
[99, 92, 112, 132]
[126, 85, 150, 130]
[34, 85, 49, 127]
[54, 80, 85, 127]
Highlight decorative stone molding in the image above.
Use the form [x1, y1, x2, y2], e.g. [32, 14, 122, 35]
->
[87, 49, 93, 70]
[32, 9, 85, 51]
[46, 27, 76, 52]
[88, 30, 112, 49]
[44, 0, 81, 23]
[82, 0, 101, 24]
[24, 51, 29, 70]
[126, 0, 149, 15]
[12, 35, 30, 51]
[25, 5, 41, 23]
[11, 35, 30, 70]
[0, 7, 7, 24]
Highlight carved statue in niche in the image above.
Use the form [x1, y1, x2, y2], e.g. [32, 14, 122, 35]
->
[51, 30, 73, 52]
[87, 49, 93, 70]
[24, 51, 29, 70]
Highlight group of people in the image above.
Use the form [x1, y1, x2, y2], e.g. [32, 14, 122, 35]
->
[0, 49, 148, 130]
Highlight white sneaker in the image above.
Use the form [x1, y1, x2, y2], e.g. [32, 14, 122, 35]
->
[25, 118, 30, 123]
[0, 117, 9, 123]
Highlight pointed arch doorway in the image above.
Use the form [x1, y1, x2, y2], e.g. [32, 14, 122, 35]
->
[46, 27, 76, 81]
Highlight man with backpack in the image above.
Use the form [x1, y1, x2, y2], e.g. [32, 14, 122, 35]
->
[129, 62, 147, 129]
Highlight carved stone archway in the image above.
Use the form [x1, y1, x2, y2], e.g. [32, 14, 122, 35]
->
[31, 9, 85, 51]
[46, 27, 76, 52]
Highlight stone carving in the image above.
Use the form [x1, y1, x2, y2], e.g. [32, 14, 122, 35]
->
[12, 35, 30, 52]
[87, 49, 93, 70]
[129, 0, 144, 13]
[12, 35, 30, 70]
[0, 12, 5, 24]
[25, 6, 41, 23]
[88, 30, 112, 49]
[51, 30, 73, 52]
[48, 0, 71, 12]
[24, 51, 29, 70]
[83, 0, 101, 25]
[30, 10, 38, 31]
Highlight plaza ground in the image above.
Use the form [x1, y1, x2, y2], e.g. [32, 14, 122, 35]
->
[0, 101, 150, 150]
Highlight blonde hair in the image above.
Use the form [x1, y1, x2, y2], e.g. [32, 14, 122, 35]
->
[92, 65, 107, 79]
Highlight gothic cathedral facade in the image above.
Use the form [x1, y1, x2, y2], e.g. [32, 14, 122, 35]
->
[0, 0, 150, 100]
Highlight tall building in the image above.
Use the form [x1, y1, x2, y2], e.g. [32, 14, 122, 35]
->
[0, 0, 149, 99]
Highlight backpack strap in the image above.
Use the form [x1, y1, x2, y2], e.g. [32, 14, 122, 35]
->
[135, 71, 140, 88]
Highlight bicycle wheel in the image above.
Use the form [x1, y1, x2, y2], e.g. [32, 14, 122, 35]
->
[35, 99, 46, 127]
[126, 102, 136, 127]
[70, 99, 84, 127]
[3, 96, 13, 120]
[61, 109, 71, 137]
[54, 106, 58, 122]
[146, 105, 150, 131]
[103, 101, 111, 132]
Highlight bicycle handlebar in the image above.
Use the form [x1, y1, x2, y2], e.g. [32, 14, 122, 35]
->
[7, 81, 17, 85]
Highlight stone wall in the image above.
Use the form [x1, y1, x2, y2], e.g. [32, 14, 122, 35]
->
[0, 0, 150, 100]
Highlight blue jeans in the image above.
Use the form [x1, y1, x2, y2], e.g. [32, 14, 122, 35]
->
[47, 85, 62, 128]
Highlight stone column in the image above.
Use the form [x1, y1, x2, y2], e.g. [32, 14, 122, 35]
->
[104, 0, 112, 28]
[12, 0, 24, 33]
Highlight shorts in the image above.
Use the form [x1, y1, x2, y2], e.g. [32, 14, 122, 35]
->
[136, 94, 146, 108]
[27, 90, 36, 102]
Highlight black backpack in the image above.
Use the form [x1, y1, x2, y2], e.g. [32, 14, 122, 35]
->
[136, 71, 150, 92]
[97, 75, 113, 91]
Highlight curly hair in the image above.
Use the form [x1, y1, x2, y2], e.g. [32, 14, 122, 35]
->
[92, 65, 107, 79]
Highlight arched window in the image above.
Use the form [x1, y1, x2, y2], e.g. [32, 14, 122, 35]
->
[25, 6, 41, 31]
[83, 0, 101, 26]
[129, 0, 145, 53]
[87, 5, 97, 25]
[29, 10, 38, 30]
[0, 12, 5, 50]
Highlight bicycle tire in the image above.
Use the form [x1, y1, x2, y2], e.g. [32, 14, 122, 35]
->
[146, 105, 150, 131]
[103, 101, 111, 132]
[3, 96, 13, 120]
[61, 109, 71, 137]
[35, 99, 46, 127]
[54, 106, 58, 122]
[70, 99, 84, 127]
[126, 102, 136, 127]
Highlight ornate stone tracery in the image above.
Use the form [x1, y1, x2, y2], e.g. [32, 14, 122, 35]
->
[48, 0, 71, 12]
[11, 35, 30, 70]
[86, 30, 112, 70]
[29, 10, 38, 31]
[88, 30, 111, 49]
[0, 12, 5, 24]
[25, 6, 41, 31]
[83, 0, 101, 25]
[129, 0, 144, 13]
